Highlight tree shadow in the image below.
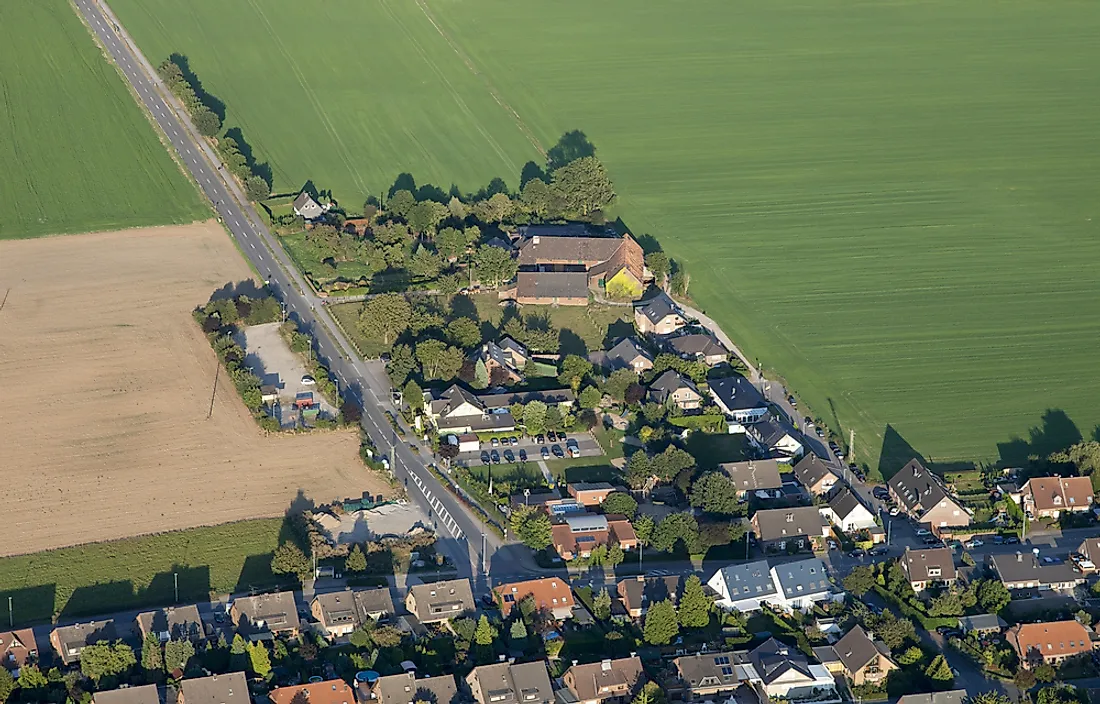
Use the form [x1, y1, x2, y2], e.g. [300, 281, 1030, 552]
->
[168, 53, 226, 122]
[0, 583, 57, 627]
[519, 161, 547, 189]
[449, 294, 478, 322]
[223, 127, 272, 187]
[546, 130, 595, 171]
[996, 408, 1082, 468]
[60, 580, 135, 622]
[208, 279, 266, 301]
[232, 554, 281, 596]
[558, 329, 587, 357]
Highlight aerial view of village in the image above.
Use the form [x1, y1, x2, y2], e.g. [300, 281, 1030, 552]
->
[1, 0, 1099, 703]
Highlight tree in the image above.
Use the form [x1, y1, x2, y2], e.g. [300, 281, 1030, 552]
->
[624, 383, 646, 406]
[874, 613, 916, 651]
[1014, 668, 1037, 691]
[558, 355, 593, 390]
[602, 492, 638, 519]
[690, 472, 739, 515]
[924, 654, 953, 683]
[1049, 441, 1100, 491]
[473, 245, 517, 287]
[509, 619, 528, 641]
[605, 369, 637, 402]
[141, 633, 164, 675]
[652, 512, 700, 554]
[0, 669, 14, 704]
[358, 293, 412, 346]
[247, 641, 272, 678]
[670, 268, 689, 296]
[371, 626, 404, 648]
[416, 340, 463, 381]
[523, 401, 548, 435]
[607, 544, 625, 566]
[474, 359, 490, 388]
[386, 344, 417, 385]
[579, 385, 602, 410]
[593, 588, 612, 621]
[551, 156, 615, 216]
[447, 317, 482, 349]
[547, 130, 597, 170]
[1077, 609, 1094, 626]
[643, 599, 679, 645]
[967, 694, 1013, 704]
[631, 682, 666, 704]
[17, 664, 47, 691]
[1033, 663, 1055, 683]
[437, 227, 468, 261]
[929, 590, 964, 617]
[404, 379, 425, 412]
[897, 646, 924, 665]
[645, 252, 670, 289]
[678, 575, 712, 628]
[634, 514, 655, 546]
[474, 615, 496, 646]
[977, 578, 1011, 613]
[164, 639, 195, 672]
[193, 107, 222, 137]
[409, 246, 443, 279]
[510, 506, 552, 550]
[520, 178, 552, 218]
[81, 641, 136, 683]
[406, 200, 448, 235]
[481, 193, 515, 224]
[345, 544, 367, 573]
[843, 565, 876, 597]
[271, 541, 311, 582]
[245, 175, 269, 201]
[387, 189, 416, 219]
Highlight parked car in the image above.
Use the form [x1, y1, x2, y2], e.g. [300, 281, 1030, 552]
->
[915, 528, 931, 536]
[503, 449, 515, 463]
[300, 375, 316, 385]
[889, 506, 900, 516]
[558, 432, 569, 442]
[551, 444, 565, 458]
[541, 447, 550, 460]
[922, 536, 942, 545]
[873, 486, 890, 499]
[828, 539, 839, 550]
[509, 436, 519, 446]
[936, 626, 961, 637]
[518, 449, 527, 462]
[480, 451, 491, 465]
[535, 434, 546, 444]
[547, 431, 558, 442]
[849, 549, 865, 558]
[815, 427, 825, 437]
[491, 437, 500, 447]
[1005, 536, 1020, 544]
[490, 450, 500, 463]
[992, 535, 1005, 544]
[869, 546, 888, 556]
[568, 446, 581, 458]
[788, 395, 797, 407]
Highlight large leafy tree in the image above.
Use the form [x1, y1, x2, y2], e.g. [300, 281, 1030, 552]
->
[386, 344, 417, 386]
[473, 245, 517, 287]
[843, 565, 876, 597]
[446, 317, 482, 349]
[436, 227, 468, 261]
[523, 401, 548, 435]
[551, 156, 615, 216]
[415, 340, 463, 381]
[358, 293, 412, 346]
[164, 639, 195, 672]
[558, 355, 593, 390]
[387, 190, 416, 219]
[81, 641, 137, 683]
[406, 200, 448, 236]
[643, 599, 679, 645]
[652, 512, 700, 554]
[271, 541, 311, 582]
[678, 575, 712, 628]
[977, 579, 1011, 613]
[601, 492, 638, 519]
[579, 385, 602, 410]
[510, 506, 552, 550]
[690, 472, 739, 515]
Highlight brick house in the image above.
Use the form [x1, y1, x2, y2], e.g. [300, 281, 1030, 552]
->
[561, 657, 645, 704]
[899, 547, 957, 592]
[647, 370, 702, 411]
[1008, 620, 1094, 667]
[887, 459, 970, 530]
[750, 506, 829, 553]
[492, 577, 575, 620]
[551, 513, 637, 560]
[568, 481, 616, 507]
[634, 292, 685, 336]
[792, 454, 840, 497]
[1018, 476, 1094, 519]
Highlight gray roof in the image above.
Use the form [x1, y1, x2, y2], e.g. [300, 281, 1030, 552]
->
[478, 388, 575, 410]
[636, 291, 680, 325]
[517, 271, 588, 300]
[53, 620, 117, 662]
[468, 661, 553, 704]
[792, 454, 839, 489]
[92, 684, 164, 704]
[887, 459, 952, 515]
[617, 575, 683, 612]
[752, 506, 826, 542]
[407, 579, 475, 622]
[709, 375, 767, 413]
[668, 334, 727, 358]
[369, 672, 460, 704]
[313, 587, 394, 628]
[431, 384, 485, 416]
[605, 337, 653, 369]
[353, 587, 396, 618]
[571, 481, 615, 492]
[674, 651, 741, 690]
[901, 547, 957, 583]
[834, 625, 883, 674]
[136, 605, 204, 642]
[713, 560, 777, 602]
[827, 487, 869, 521]
[989, 552, 1084, 586]
[772, 557, 832, 598]
[437, 412, 516, 433]
[231, 591, 300, 636]
[516, 223, 598, 239]
[648, 370, 698, 403]
[958, 614, 1007, 632]
[178, 673, 249, 703]
[812, 646, 839, 665]
[719, 460, 783, 492]
[292, 191, 316, 211]
[897, 691, 968, 704]
[750, 416, 800, 448]
[749, 638, 814, 684]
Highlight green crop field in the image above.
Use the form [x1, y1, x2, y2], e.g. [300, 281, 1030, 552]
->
[0, 0, 206, 239]
[0, 519, 292, 626]
[109, 0, 1100, 473]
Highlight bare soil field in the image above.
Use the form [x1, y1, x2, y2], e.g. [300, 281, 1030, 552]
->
[0, 222, 389, 556]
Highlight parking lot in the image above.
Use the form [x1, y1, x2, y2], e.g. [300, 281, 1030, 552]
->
[234, 322, 336, 422]
[454, 431, 603, 466]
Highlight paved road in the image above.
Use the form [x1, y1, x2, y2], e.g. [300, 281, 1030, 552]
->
[72, 0, 527, 586]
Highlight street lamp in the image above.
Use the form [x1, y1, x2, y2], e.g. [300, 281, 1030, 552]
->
[524, 488, 530, 507]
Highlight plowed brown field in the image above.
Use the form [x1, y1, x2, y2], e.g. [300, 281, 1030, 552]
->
[0, 222, 387, 556]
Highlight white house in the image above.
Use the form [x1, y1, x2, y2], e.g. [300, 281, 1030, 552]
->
[820, 488, 878, 532]
[292, 191, 325, 220]
[707, 560, 778, 613]
[709, 376, 769, 433]
[745, 638, 838, 700]
[769, 558, 840, 612]
[748, 416, 804, 461]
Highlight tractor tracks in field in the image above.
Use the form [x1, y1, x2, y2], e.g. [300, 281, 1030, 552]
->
[412, 0, 546, 159]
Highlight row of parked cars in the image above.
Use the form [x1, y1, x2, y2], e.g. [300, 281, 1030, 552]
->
[480, 436, 581, 464]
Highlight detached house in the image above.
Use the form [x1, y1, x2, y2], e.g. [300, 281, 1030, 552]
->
[427, 385, 516, 435]
[740, 638, 837, 699]
[293, 192, 325, 220]
[667, 334, 728, 367]
[551, 513, 637, 560]
[616, 575, 682, 618]
[820, 488, 877, 532]
[671, 651, 741, 700]
[1018, 476, 1094, 519]
[230, 591, 300, 641]
[362, 672, 459, 704]
[478, 339, 530, 385]
[751, 506, 829, 553]
[635, 292, 686, 336]
[987, 552, 1085, 594]
[561, 656, 645, 704]
[887, 459, 970, 529]
[405, 579, 475, 624]
[708, 560, 779, 613]
[492, 577, 575, 620]
[466, 661, 554, 704]
[135, 605, 205, 643]
[178, 672, 250, 703]
[311, 587, 395, 639]
[747, 416, 804, 460]
[719, 459, 783, 499]
[899, 547, 957, 592]
[708, 375, 768, 432]
[792, 454, 840, 497]
[50, 620, 117, 665]
[1008, 620, 1094, 667]
[0, 629, 37, 675]
[648, 370, 702, 411]
[815, 625, 897, 685]
[568, 481, 616, 507]
[596, 337, 654, 374]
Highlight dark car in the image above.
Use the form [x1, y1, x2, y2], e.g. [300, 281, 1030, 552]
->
[1005, 536, 1020, 544]
[788, 395, 797, 407]
[535, 434, 546, 444]
[992, 535, 1005, 544]
[869, 546, 888, 556]
[849, 549, 865, 558]
[558, 432, 568, 442]
[518, 449, 527, 462]
[480, 451, 491, 465]
[873, 487, 890, 499]
[503, 449, 515, 463]
[922, 536, 942, 545]
[509, 436, 519, 446]
[541, 446, 550, 460]
[490, 450, 500, 464]
[547, 431, 558, 442]
[551, 444, 565, 458]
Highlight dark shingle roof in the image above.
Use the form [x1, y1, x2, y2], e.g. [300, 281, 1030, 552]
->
[887, 459, 950, 514]
[834, 625, 882, 674]
[605, 338, 653, 369]
[719, 460, 783, 492]
[827, 487, 869, 521]
[901, 547, 957, 583]
[897, 691, 968, 704]
[516, 271, 588, 300]
[749, 638, 814, 684]
[709, 375, 767, 413]
[477, 388, 574, 409]
[712, 560, 778, 602]
[90, 684, 163, 704]
[792, 454, 839, 489]
[989, 552, 1084, 586]
[136, 605, 204, 642]
[178, 672, 250, 703]
[668, 334, 727, 358]
[752, 506, 825, 542]
[636, 291, 680, 324]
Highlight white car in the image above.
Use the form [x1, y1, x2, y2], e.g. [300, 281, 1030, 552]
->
[568, 446, 581, 458]
[889, 506, 900, 516]
[301, 375, 316, 385]
[968, 538, 984, 548]
[915, 528, 931, 536]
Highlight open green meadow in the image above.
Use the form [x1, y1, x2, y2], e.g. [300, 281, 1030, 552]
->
[0, 0, 206, 239]
[108, 0, 1100, 472]
[0, 519, 290, 626]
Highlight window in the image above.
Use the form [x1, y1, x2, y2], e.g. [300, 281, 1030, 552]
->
[714, 656, 731, 665]
[720, 666, 734, 676]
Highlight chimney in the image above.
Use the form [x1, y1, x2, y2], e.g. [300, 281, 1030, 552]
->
[572, 660, 579, 667]
[602, 660, 612, 671]
[533, 236, 541, 245]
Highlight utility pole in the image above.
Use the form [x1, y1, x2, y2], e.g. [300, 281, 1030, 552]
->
[8, 597, 11, 628]
[848, 428, 856, 466]
[173, 572, 178, 603]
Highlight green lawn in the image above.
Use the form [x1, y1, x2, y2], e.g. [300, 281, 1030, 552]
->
[109, 0, 1100, 472]
[0, 0, 206, 238]
[0, 519, 293, 626]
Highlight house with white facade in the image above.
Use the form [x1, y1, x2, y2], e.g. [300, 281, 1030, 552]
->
[708, 558, 839, 614]
[709, 376, 768, 433]
[820, 488, 878, 532]
[770, 558, 840, 612]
